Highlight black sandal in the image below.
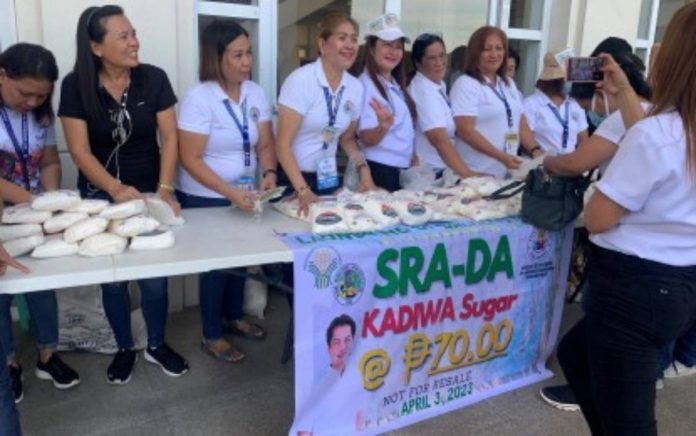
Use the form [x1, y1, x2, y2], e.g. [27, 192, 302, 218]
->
[225, 319, 267, 341]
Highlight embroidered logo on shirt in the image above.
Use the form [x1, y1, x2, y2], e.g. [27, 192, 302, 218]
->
[250, 106, 260, 122]
[343, 100, 355, 114]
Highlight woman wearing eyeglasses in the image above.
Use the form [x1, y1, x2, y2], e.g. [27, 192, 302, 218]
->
[356, 14, 416, 192]
[408, 33, 474, 180]
[451, 26, 540, 179]
[177, 20, 274, 363]
[0, 43, 80, 404]
[59, 5, 188, 385]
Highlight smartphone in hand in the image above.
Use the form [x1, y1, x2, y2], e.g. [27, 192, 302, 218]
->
[566, 57, 604, 82]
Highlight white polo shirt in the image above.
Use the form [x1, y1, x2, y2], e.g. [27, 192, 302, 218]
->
[591, 110, 696, 266]
[408, 71, 454, 171]
[451, 74, 523, 179]
[278, 60, 363, 172]
[177, 80, 271, 198]
[593, 102, 653, 174]
[523, 90, 587, 155]
[357, 71, 415, 168]
[0, 107, 56, 193]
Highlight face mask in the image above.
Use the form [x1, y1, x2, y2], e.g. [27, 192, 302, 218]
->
[562, 81, 572, 96]
[587, 92, 610, 127]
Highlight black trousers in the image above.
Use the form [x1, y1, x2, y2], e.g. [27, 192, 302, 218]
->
[558, 244, 696, 436]
[366, 159, 404, 193]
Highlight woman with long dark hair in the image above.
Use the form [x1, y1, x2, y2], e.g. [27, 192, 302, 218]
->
[0, 42, 80, 403]
[558, 4, 696, 434]
[59, 5, 187, 385]
[356, 14, 416, 192]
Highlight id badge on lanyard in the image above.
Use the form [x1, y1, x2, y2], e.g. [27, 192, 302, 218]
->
[223, 98, 256, 191]
[316, 86, 344, 191]
[488, 81, 518, 155]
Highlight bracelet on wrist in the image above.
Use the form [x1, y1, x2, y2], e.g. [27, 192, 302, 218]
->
[158, 182, 175, 192]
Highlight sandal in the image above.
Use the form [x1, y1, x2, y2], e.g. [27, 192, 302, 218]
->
[200, 339, 245, 363]
[224, 319, 267, 342]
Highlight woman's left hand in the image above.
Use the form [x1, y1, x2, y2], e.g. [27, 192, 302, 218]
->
[157, 188, 181, 216]
[597, 53, 632, 97]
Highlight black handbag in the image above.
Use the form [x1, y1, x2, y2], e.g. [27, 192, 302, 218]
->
[519, 167, 594, 231]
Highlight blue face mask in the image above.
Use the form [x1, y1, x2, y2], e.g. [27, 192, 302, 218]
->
[562, 81, 573, 96]
[588, 92, 610, 127]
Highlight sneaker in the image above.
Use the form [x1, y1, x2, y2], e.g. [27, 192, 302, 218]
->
[107, 349, 137, 385]
[539, 385, 580, 412]
[35, 354, 80, 389]
[144, 343, 189, 377]
[8, 365, 23, 404]
[663, 361, 696, 379]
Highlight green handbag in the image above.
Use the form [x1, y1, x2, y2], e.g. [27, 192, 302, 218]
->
[519, 167, 594, 231]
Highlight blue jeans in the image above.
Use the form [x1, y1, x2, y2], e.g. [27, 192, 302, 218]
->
[0, 340, 21, 436]
[101, 279, 168, 350]
[0, 291, 58, 363]
[558, 244, 696, 436]
[176, 191, 245, 341]
[79, 186, 169, 350]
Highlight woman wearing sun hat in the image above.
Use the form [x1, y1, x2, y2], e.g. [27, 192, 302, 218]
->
[357, 13, 417, 192]
[523, 52, 588, 155]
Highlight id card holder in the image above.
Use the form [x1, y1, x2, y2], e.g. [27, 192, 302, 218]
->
[504, 132, 519, 155]
[321, 126, 337, 144]
[234, 169, 256, 192]
[316, 154, 339, 191]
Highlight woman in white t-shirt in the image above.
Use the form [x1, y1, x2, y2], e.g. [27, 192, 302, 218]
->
[277, 13, 376, 215]
[451, 26, 540, 179]
[407, 33, 474, 180]
[178, 20, 275, 363]
[523, 52, 588, 155]
[556, 5, 696, 434]
[356, 14, 416, 192]
[0, 43, 80, 401]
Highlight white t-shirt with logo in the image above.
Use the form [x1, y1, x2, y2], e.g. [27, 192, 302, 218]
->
[0, 107, 56, 193]
[451, 74, 523, 178]
[591, 110, 696, 266]
[523, 90, 588, 155]
[177, 80, 271, 198]
[278, 60, 363, 172]
[357, 71, 415, 169]
[408, 71, 454, 171]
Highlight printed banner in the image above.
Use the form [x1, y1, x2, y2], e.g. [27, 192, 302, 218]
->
[282, 219, 573, 435]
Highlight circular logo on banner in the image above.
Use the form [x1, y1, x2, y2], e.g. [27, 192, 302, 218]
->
[334, 263, 366, 305]
[526, 229, 550, 261]
[249, 107, 260, 122]
[304, 246, 342, 290]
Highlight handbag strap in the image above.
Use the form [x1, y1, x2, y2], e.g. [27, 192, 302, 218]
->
[485, 179, 525, 200]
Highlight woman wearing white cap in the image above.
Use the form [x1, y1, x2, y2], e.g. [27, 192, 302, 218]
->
[451, 26, 540, 179]
[276, 12, 375, 215]
[357, 13, 416, 192]
[408, 33, 475, 180]
[523, 52, 588, 155]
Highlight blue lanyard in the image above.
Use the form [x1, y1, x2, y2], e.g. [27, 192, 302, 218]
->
[222, 98, 251, 167]
[438, 88, 451, 108]
[322, 85, 345, 150]
[0, 106, 31, 190]
[547, 101, 570, 149]
[487, 81, 513, 128]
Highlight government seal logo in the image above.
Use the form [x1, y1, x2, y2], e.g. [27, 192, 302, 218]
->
[334, 263, 366, 305]
[304, 246, 341, 289]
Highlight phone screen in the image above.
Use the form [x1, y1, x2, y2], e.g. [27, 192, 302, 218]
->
[566, 57, 603, 82]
